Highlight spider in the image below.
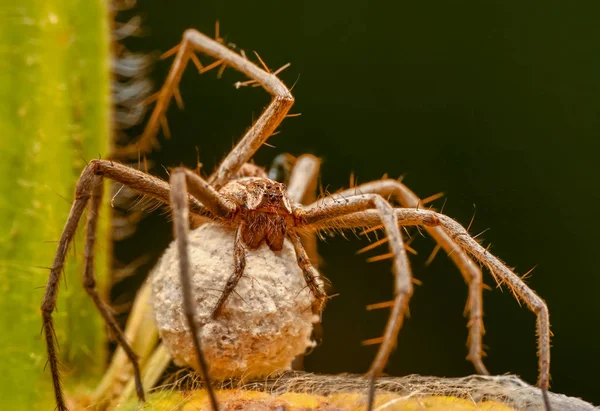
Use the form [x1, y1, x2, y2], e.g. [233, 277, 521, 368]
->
[41, 28, 552, 411]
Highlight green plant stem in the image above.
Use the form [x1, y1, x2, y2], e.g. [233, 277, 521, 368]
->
[0, 0, 110, 408]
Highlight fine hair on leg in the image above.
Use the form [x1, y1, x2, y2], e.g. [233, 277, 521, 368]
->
[81, 175, 146, 401]
[114, 29, 294, 191]
[318, 179, 488, 375]
[41, 159, 219, 409]
[169, 168, 224, 411]
[41, 160, 182, 410]
[287, 154, 322, 267]
[308, 207, 551, 407]
[287, 231, 328, 312]
[298, 193, 414, 409]
[210, 224, 246, 318]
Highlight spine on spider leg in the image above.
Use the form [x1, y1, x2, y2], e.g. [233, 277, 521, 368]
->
[0, 1, 111, 409]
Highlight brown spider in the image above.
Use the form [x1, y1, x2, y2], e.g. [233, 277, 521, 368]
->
[41, 28, 552, 411]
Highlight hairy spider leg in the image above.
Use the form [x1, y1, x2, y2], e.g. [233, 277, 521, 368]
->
[169, 167, 238, 411]
[309, 207, 552, 411]
[209, 224, 246, 319]
[287, 154, 322, 267]
[268, 153, 297, 184]
[278, 154, 323, 371]
[287, 231, 328, 314]
[298, 193, 414, 410]
[41, 160, 212, 410]
[114, 29, 294, 192]
[320, 179, 488, 375]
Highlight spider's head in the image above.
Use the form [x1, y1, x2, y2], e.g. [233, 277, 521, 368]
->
[245, 178, 293, 215]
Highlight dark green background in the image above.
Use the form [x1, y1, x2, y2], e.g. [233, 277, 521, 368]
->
[117, 1, 600, 405]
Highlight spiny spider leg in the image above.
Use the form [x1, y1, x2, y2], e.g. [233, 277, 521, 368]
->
[299, 194, 414, 409]
[321, 179, 488, 375]
[41, 177, 88, 411]
[287, 154, 322, 266]
[41, 162, 158, 410]
[171, 167, 235, 219]
[309, 207, 552, 410]
[169, 168, 235, 411]
[287, 231, 328, 313]
[115, 29, 294, 191]
[210, 224, 246, 318]
[41, 160, 212, 411]
[81, 176, 146, 403]
[279, 154, 323, 372]
[268, 153, 297, 184]
[286, 154, 321, 204]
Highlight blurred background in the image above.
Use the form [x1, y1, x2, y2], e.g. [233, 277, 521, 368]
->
[114, 0, 600, 406]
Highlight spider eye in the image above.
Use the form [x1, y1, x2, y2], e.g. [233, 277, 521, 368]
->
[266, 184, 272, 189]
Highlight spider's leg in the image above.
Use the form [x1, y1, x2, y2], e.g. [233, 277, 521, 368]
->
[42, 171, 94, 411]
[170, 166, 238, 411]
[283, 155, 323, 372]
[113, 30, 294, 189]
[287, 154, 321, 205]
[171, 167, 236, 218]
[116, 342, 172, 404]
[287, 231, 328, 314]
[310, 208, 552, 411]
[299, 194, 414, 411]
[287, 154, 322, 267]
[268, 153, 297, 184]
[315, 179, 488, 374]
[93, 280, 160, 406]
[43, 159, 215, 410]
[42, 161, 165, 410]
[170, 171, 219, 410]
[210, 224, 246, 318]
[91, 159, 207, 215]
[81, 176, 146, 402]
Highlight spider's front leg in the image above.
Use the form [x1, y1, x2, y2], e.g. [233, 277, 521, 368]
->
[42, 159, 186, 410]
[114, 29, 294, 190]
[169, 167, 238, 411]
[42, 158, 219, 410]
[298, 193, 415, 409]
[41, 169, 98, 411]
[311, 208, 553, 410]
[81, 176, 148, 403]
[319, 179, 488, 375]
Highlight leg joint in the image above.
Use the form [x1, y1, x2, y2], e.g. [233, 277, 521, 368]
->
[41, 302, 54, 315]
[423, 213, 441, 227]
[83, 276, 96, 291]
[276, 94, 295, 105]
[532, 298, 548, 315]
[183, 28, 200, 43]
[87, 158, 106, 175]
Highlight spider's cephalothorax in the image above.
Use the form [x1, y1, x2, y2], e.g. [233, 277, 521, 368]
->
[42, 28, 553, 411]
[221, 177, 293, 251]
